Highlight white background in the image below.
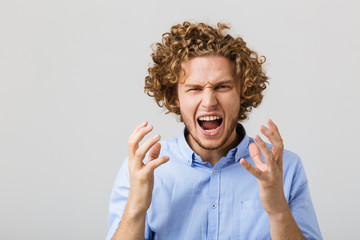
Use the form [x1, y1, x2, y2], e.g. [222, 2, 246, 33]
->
[1, 0, 359, 239]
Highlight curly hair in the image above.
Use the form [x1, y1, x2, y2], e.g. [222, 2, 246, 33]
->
[144, 21, 269, 121]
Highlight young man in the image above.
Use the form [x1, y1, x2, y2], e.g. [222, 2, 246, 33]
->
[107, 22, 322, 240]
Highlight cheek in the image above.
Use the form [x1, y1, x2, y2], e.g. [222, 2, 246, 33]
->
[224, 93, 241, 114]
[181, 102, 196, 119]
[179, 95, 199, 112]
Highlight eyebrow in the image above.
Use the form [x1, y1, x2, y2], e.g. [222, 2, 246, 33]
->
[184, 80, 235, 88]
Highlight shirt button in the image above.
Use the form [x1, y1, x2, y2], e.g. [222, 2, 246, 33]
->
[214, 170, 218, 175]
[212, 203, 217, 209]
[236, 154, 239, 159]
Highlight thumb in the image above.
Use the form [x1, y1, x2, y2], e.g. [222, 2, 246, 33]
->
[148, 142, 161, 162]
[249, 142, 264, 167]
[147, 142, 169, 170]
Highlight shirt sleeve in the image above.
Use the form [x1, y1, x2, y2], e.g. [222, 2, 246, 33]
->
[106, 158, 153, 240]
[288, 157, 323, 240]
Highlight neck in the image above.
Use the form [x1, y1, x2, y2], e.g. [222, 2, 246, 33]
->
[186, 125, 244, 166]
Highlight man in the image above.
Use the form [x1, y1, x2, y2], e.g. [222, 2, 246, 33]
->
[107, 22, 322, 240]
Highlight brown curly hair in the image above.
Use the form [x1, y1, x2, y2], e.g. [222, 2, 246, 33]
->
[144, 21, 269, 121]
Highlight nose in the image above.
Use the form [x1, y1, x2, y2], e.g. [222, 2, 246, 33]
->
[200, 89, 217, 110]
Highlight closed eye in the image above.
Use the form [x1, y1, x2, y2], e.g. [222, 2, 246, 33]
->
[188, 88, 202, 92]
[215, 85, 231, 90]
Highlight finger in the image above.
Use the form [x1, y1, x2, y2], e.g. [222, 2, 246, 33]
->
[132, 124, 153, 144]
[267, 119, 284, 153]
[240, 158, 263, 180]
[147, 142, 161, 162]
[133, 135, 161, 167]
[133, 121, 148, 134]
[128, 123, 153, 156]
[260, 125, 283, 154]
[129, 121, 148, 141]
[147, 156, 170, 171]
[267, 119, 281, 138]
[254, 135, 273, 163]
[249, 143, 266, 168]
[260, 125, 279, 146]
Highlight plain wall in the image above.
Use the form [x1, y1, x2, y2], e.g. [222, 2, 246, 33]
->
[1, 0, 359, 239]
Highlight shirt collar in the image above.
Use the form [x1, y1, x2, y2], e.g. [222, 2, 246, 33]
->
[177, 123, 250, 166]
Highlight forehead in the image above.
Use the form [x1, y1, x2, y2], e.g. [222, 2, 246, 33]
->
[181, 55, 236, 85]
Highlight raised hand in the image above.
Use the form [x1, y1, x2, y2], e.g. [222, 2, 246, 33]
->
[240, 119, 288, 215]
[127, 121, 169, 214]
[113, 121, 169, 240]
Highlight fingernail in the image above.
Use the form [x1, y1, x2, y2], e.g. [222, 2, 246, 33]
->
[153, 134, 160, 140]
[145, 125, 152, 130]
[269, 119, 274, 124]
[255, 135, 260, 142]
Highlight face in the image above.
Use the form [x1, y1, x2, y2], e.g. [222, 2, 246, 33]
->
[176, 55, 241, 154]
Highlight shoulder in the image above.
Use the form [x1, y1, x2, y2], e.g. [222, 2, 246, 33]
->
[281, 149, 310, 198]
[283, 148, 302, 167]
[281, 148, 305, 182]
[158, 136, 179, 152]
[283, 148, 305, 175]
[156, 136, 181, 158]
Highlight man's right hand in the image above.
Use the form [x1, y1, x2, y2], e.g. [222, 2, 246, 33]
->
[126, 121, 169, 216]
[112, 121, 169, 240]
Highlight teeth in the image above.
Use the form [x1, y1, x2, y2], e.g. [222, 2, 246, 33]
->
[199, 116, 221, 121]
[204, 126, 220, 133]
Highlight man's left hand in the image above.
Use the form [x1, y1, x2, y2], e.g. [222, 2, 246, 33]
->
[240, 119, 289, 216]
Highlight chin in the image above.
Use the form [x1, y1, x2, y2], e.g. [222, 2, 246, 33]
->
[190, 131, 230, 151]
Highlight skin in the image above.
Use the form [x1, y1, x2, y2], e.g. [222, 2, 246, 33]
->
[112, 122, 169, 240]
[240, 119, 305, 240]
[176, 56, 242, 165]
[112, 55, 305, 240]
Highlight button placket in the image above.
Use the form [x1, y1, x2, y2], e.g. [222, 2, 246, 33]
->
[208, 166, 220, 239]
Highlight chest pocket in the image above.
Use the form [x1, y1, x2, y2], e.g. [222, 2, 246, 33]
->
[239, 200, 270, 240]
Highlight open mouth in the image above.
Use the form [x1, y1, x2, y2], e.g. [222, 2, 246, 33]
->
[197, 115, 223, 133]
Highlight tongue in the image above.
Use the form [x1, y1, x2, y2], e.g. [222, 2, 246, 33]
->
[201, 120, 220, 130]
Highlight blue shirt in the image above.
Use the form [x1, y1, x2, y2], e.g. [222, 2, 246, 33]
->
[107, 125, 322, 240]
